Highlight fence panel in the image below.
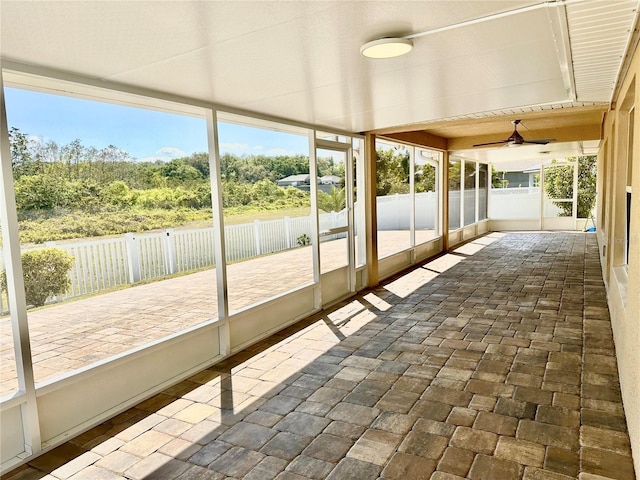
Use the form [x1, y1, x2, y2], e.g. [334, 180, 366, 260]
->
[377, 193, 439, 231]
[137, 234, 166, 281]
[449, 190, 461, 228]
[463, 190, 477, 226]
[415, 192, 437, 229]
[258, 219, 288, 254]
[174, 228, 216, 272]
[51, 238, 129, 300]
[489, 187, 541, 219]
[376, 194, 407, 230]
[288, 216, 312, 246]
[225, 223, 257, 262]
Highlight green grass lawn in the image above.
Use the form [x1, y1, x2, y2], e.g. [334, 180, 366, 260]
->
[18, 206, 313, 245]
[225, 206, 311, 224]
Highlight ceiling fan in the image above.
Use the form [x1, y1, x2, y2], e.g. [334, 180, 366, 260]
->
[473, 120, 556, 147]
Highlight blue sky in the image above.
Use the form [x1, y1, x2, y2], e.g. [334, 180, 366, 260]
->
[4, 87, 308, 162]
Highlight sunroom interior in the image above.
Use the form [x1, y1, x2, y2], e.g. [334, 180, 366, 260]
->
[1, 0, 639, 478]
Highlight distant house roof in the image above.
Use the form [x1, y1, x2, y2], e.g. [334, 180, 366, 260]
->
[319, 175, 341, 185]
[277, 174, 310, 186]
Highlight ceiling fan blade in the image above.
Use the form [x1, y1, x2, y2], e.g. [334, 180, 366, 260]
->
[523, 138, 556, 145]
[473, 140, 509, 147]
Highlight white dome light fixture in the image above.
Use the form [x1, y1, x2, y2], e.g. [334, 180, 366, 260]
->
[360, 38, 413, 59]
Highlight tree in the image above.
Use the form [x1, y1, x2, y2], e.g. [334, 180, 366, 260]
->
[267, 155, 309, 180]
[160, 159, 203, 184]
[415, 163, 436, 193]
[318, 187, 346, 212]
[317, 156, 345, 178]
[8, 127, 37, 177]
[376, 147, 410, 196]
[60, 139, 84, 177]
[183, 152, 211, 178]
[5, 128, 325, 240]
[448, 160, 461, 190]
[575, 156, 597, 218]
[543, 156, 597, 218]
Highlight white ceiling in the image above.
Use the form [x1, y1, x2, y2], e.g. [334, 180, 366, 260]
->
[0, 0, 638, 168]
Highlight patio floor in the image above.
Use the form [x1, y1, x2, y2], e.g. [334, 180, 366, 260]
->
[3, 231, 635, 480]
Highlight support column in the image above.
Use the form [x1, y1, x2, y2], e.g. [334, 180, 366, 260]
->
[309, 132, 321, 309]
[0, 68, 41, 456]
[206, 109, 229, 355]
[443, 151, 450, 251]
[365, 133, 378, 287]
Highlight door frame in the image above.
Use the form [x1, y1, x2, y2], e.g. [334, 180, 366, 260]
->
[541, 160, 578, 230]
[315, 137, 357, 306]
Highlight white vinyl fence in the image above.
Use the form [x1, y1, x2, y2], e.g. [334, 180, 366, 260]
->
[0, 193, 443, 312]
[376, 192, 439, 230]
[446, 190, 488, 228]
[489, 187, 569, 219]
[0, 210, 349, 312]
[489, 187, 541, 219]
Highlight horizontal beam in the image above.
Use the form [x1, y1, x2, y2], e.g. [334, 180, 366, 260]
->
[378, 131, 447, 151]
[370, 104, 608, 137]
[448, 124, 602, 151]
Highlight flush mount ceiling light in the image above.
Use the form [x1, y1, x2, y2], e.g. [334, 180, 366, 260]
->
[360, 38, 414, 58]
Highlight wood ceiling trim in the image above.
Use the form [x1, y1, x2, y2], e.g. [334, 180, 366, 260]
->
[378, 131, 448, 151]
[369, 104, 609, 137]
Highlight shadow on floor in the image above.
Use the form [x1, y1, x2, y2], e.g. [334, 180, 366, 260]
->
[3, 232, 636, 480]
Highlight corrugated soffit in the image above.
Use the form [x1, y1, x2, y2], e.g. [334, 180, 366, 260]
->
[567, 0, 640, 102]
[381, 0, 640, 132]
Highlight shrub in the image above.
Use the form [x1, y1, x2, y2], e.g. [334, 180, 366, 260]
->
[0, 248, 75, 307]
[318, 187, 346, 213]
[297, 234, 311, 246]
[14, 173, 76, 213]
[104, 181, 135, 207]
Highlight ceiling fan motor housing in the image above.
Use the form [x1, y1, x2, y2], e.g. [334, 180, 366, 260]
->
[508, 128, 525, 145]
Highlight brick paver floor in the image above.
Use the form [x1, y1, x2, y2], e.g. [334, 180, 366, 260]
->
[4, 232, 636, 479]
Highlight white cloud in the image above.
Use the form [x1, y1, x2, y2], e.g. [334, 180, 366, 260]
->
[219, 142, 264, 154]
[137, 143, 302, 161]
[136, 146, 187, 163]
[218, 144, 300, 157]
[26, 135, 48, 150]
[156, 146, 186, 157]
[264, 147, 297, 156]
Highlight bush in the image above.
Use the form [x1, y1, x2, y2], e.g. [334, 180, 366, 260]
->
[296, 234, 311, 246]
[1, 248, 75, 307]
[318, 187, 346, 213]
[14, 173, 76, 213]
